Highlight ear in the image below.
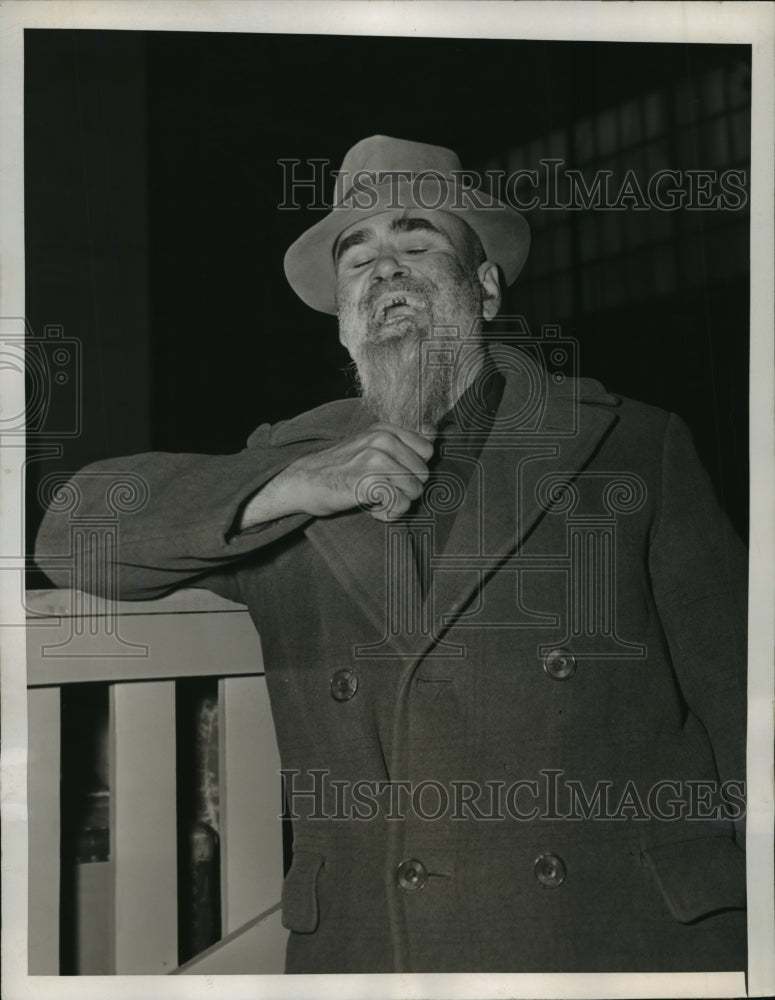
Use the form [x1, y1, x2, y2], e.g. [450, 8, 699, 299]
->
[476, 260, 501, 319]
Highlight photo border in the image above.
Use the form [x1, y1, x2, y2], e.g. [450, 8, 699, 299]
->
[2, 2, 772, 998]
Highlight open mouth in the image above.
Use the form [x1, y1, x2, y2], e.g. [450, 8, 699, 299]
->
[372, 291, 428, 324]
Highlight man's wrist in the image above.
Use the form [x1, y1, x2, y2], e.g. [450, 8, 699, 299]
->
[237, 463, 304, 530]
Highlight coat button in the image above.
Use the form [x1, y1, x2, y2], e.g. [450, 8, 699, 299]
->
[534, 852, 567, 887]
[543, 647, 576, 680]
[330, 669, 358, 702]
[396, 858, 428, 892]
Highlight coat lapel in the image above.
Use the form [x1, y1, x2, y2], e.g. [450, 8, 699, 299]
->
[304, 504, 399, 650]
[428, 376, 620, 642]
[302, 368, 620, 662]
[281, 401, 400, 649]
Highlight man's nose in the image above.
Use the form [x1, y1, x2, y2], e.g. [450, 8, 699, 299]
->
[371, 252, 408, 281]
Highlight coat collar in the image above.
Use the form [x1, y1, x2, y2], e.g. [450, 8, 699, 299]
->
[301, 363, 620, 661]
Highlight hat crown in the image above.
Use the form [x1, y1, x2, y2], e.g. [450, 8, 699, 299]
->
[334, 135, 462, 206]
[284, 134, 530, 314]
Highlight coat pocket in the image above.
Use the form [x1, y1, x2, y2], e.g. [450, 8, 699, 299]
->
[281, 850, 325, 933]
[641, 836, 746, 924]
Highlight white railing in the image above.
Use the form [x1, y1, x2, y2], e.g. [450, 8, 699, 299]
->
[26, 587, 288, 975]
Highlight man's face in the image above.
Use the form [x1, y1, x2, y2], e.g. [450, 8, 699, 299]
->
[334, 209, 494, 430]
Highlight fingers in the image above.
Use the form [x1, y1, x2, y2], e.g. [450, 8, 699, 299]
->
[354, 424, 438, 521]
[362, 429, 434, 488]
[368, 422, 436, 462]
[282, 421, 438, 520]
[369, 500, 411, 523]
[357, 451, 426, 513]
[363, 472, 422, 522]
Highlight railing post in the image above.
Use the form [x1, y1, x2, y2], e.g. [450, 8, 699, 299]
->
[218, 675, 283, 934]
[109, 681, 178, 973]
[27, 686, 61, 974]
[25, 588, 281, 973]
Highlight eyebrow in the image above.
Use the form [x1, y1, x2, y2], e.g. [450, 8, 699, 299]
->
[389, 216, 447, 239]
[334, 216, 451, 263]
[334, 227, 375, 262]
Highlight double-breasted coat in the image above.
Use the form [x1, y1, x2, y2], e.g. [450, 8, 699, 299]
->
[36, 365, 747, 973]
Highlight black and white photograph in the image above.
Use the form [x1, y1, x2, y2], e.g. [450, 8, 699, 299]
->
[1, 2, 773, 998]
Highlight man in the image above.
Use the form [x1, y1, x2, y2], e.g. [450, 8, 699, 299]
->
[36, 136, 747, 973]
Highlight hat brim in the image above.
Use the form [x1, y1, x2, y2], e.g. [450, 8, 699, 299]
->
[283, 176, 530, 315]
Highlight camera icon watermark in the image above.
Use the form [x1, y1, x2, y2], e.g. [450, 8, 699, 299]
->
[419, 316, 579, 438]
[0, 316, 82, 438]
[30, 471, 151, 658]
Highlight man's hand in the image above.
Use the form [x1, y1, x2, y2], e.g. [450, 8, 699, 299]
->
[238, 423, 436, 529]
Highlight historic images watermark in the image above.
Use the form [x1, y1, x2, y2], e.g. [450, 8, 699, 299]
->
[31, 469, 152, 657]
[280, 767, 746, 823]
[278, 159, 748, 212]
[5, 318, 146, 655]
[3, 313, 154, 655]
[1, 317, 82, 440]
[347, 319, 648, 662]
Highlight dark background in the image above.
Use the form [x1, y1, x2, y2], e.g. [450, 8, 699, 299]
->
[25, 31, 751, 584]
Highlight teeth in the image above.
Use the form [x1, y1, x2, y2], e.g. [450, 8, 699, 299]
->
[374, 292, 426, 320]
[384, 297, 406, 316]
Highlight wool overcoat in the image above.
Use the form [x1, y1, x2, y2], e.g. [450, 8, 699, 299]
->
[36, 366, 748, 974]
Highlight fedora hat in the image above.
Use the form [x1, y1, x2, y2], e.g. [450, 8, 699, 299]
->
[283, 135, 530, 314]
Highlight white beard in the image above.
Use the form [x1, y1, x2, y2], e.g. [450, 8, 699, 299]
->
[350, 333, 457, 431]
[339, 277, 484, 432]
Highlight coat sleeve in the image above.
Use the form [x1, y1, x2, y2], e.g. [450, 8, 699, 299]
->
[647, 412, 747, 838]
[34, 423, 326, 601]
